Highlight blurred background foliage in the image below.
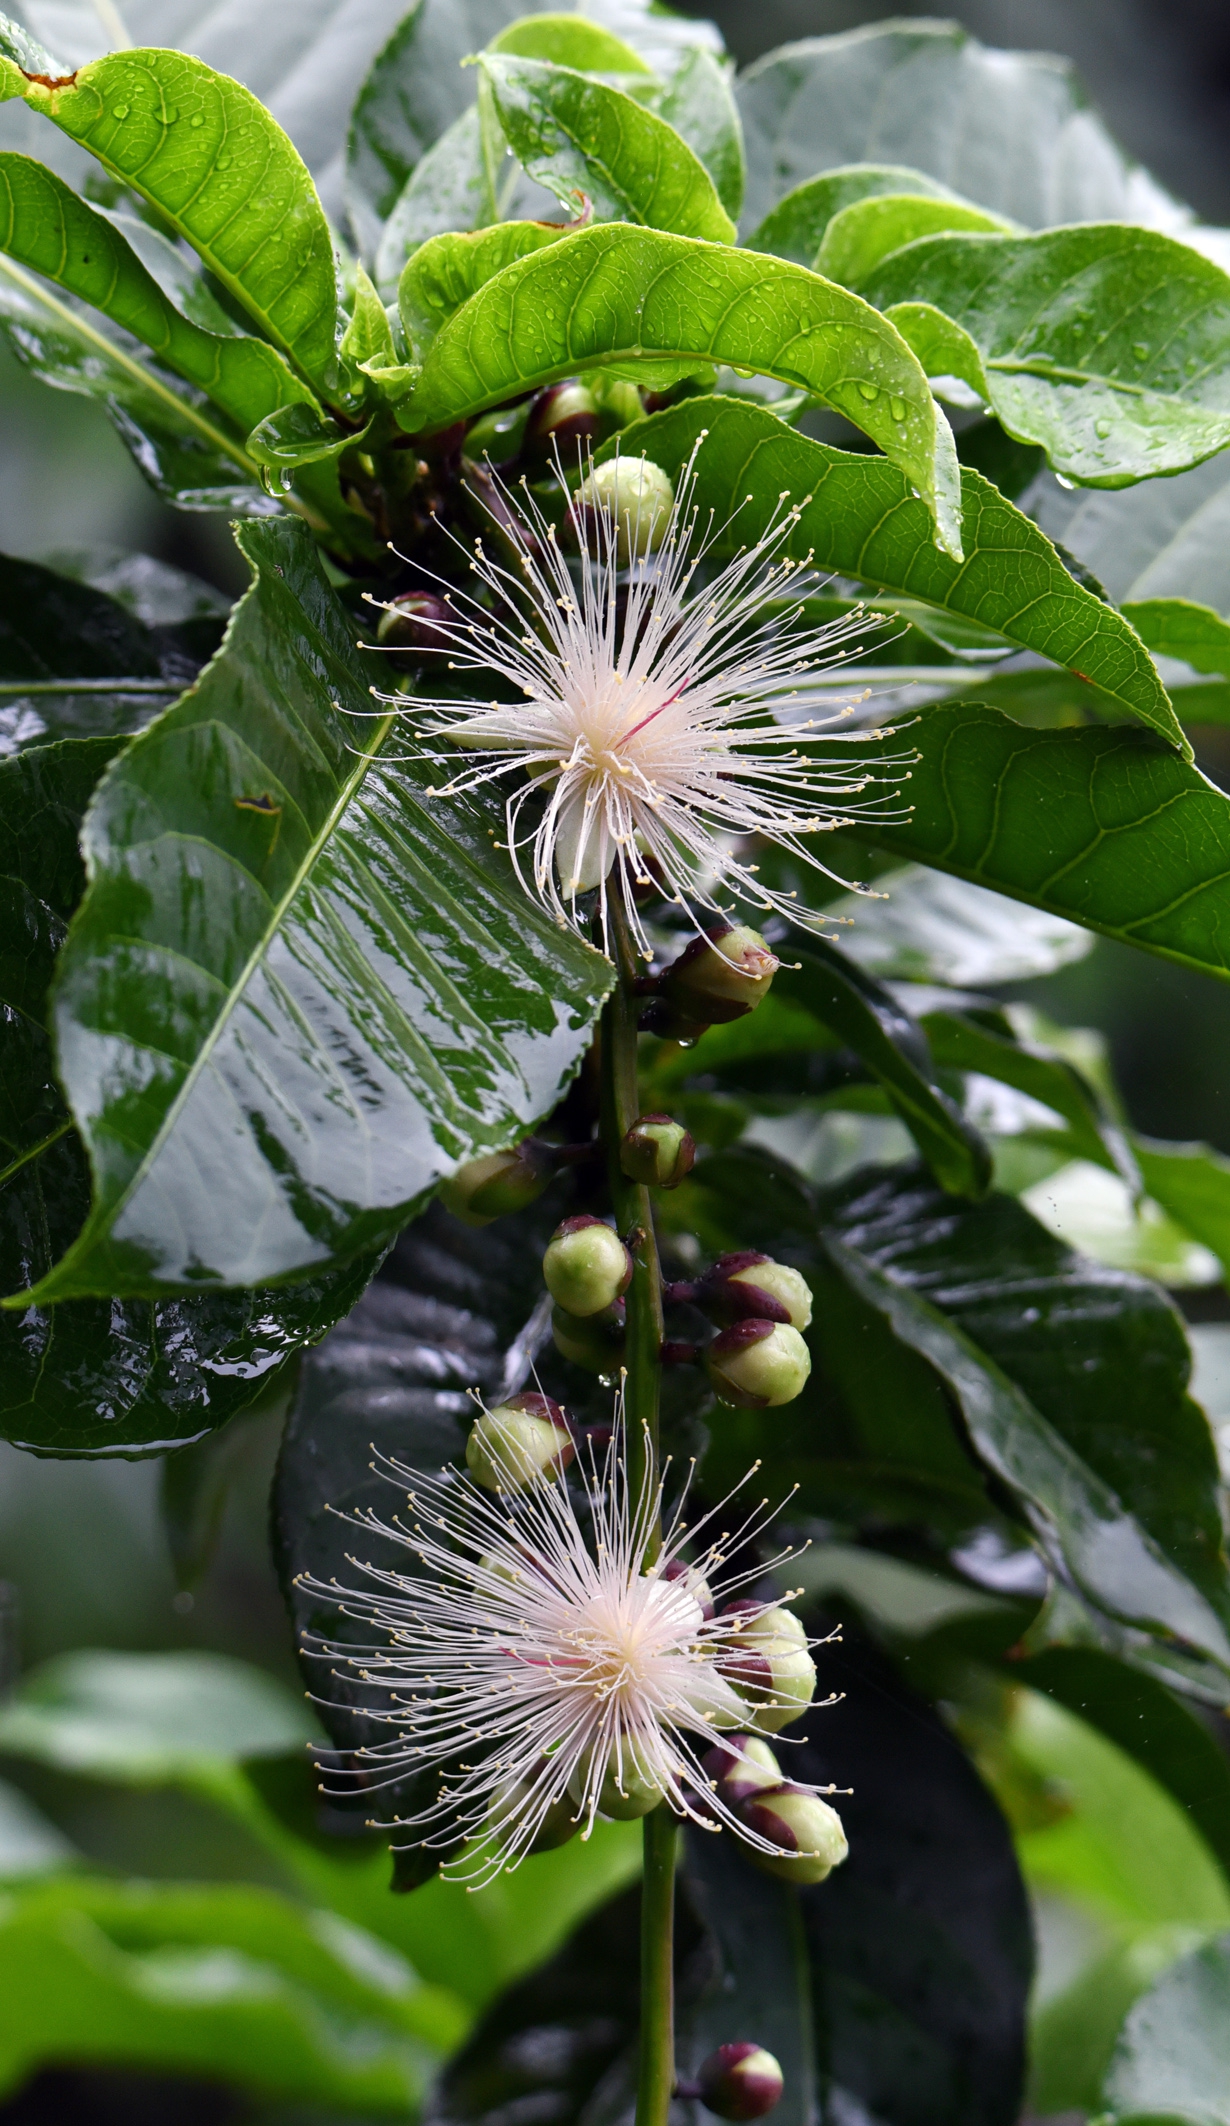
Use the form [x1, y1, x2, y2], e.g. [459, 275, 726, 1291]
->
[3, 2, 1230, 2122]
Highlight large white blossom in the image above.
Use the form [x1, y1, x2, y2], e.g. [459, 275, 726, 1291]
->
[303, 1414, 838, 1885]
[374, 443, 909, 957]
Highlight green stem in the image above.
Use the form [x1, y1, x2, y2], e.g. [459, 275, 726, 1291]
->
[598, 893, 674, 2126]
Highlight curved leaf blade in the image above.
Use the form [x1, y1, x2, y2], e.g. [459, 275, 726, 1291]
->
[480, 55, 735, 242]
[862, 227, 1230, 488]
[403, 228, 964, 556]
[746, 162, 959, 267]
[487, 15, 653, 72]
[604, 396, 1184, 748]
[658, 47, 744, 222]
[816, 192, 1018, 288]
[1123, 597, 1230, 676]
[20, 518, 611, 1301]
[399, 220, 571, 356]
[856, 702, 1230, 982]
[20, 50, 340, 394]
[1099, 1935, 1230, 2126]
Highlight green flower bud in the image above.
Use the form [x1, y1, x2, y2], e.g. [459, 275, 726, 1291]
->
[551, 1300, 626, 1375]
[465, 1393, 574, 1493]
[659, 1555, 715, 1620]
[701, 1252, 813, 1331]
[718, 1603, 817, 1735]
[700, 1734, 783, 1807]
[584, 373, 645, 432]
[743, 1787, 848, 1884]
[574, 456, 675, 563]
[440, 1141, 554, 1226]
[620, 1113, 696, 1189]
[487, 1763, 578, 1853]
[375, 589, 454, 651]
[696, 2043, 785, 2121]
[568, 1737, 668, 1820]
[525, 380, 600, 458]
[704, 1321, 812, 1409]
[662, 925, 780, 1029]
[543, 1215, 633, 1317]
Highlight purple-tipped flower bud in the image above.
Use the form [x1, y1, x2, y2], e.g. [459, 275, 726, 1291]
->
[544, 1215, 633, 1318]
[488, 1762, 578, 1852]
[659, 1555, 715, 1621]
[701, 1734, 783, 1807]
[696, 2044, 785, 2121]
[662, 925, 780, 1029]
[376, 589, 454, 651]
[700, 1252, 813, 1332]
[621, 1113, 696, 1190]
[717, 1604, 816, 1735]
[440, 1140, 554, 1226]
[526, 380, 600, 457]
[465, 1393, 574, 1494]
[573, 456, 675, 563]
[551, 1299, 626, 1374]
[742, 1788, 848, 1885]
[704, 1321, 812, 1410]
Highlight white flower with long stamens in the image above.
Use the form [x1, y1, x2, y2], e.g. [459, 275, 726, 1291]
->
[301, 1408, 840, 1886]
[370, 442, 912, 958]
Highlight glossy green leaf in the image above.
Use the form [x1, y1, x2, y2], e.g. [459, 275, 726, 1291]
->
[857, 703, 1230, 981]
[816, 192, 1018, 287]
[735, 18, 1189, 238]
[658, 46, 744, 221]
[606, 397, 1184, 746]
[862, 227, 1230, 488]
[1134, 1138, 1230, 1285]
[1037, 452, 1230, 614]
[479, 55, 735, 242]
[1124, 597, 1230, 674]
[883, 297, 990, 400]
[17, 50, 341, 395]
[0, 255, 273, 515]
[1098, 1934, 1230, 2124]
[777, 941, 992, 1196]
[0, 1649, 315, 1779]
[830, 865, 1094, 988]
[487, 14, 653, 72]
[0, 153, 315, 437]
[375, 109, 492, 296]
[22, 516, 609, 1301]
[0, 733, 383, 1454]
[0, 1874, 453, 2110]
[344, 0, 532, 266]
[399, 219, 571, 357]
[745, 163, 958, 268]
[924, 1008, 1138, 1186]
[404, 232, 964, 556]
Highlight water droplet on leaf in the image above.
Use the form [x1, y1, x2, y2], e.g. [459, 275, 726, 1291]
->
[857, 381, 878, 402]
[889, 395, 906, 421]
[111, 104, 128, 119]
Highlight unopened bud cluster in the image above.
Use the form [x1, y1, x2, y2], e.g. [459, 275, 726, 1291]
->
[702, 1730, 848, 1887]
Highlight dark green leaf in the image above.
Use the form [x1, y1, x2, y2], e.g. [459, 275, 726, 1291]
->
[22, 517, 609, 1301]
[405, 236, 965, 551]
[735, 18, 1185, 237]
[777, 941, 992, 1196]
[858, 703, 1230, 981]
[17, 51, 341, 396]
[0, 153, 316, 436]
[1014, 1645, 1230, 1888]
[862, 227, 1230, 488]
[606, 396, 1184, 746]
[1097, 1933, 1230, 2125]
[830, 865, 1093, 987]
[374, 110, 492, 295]
[745, 162, 959, 268]
[923, 1007, 1137, 1185]
[0, 1873, 452, 2110]
[678, 1834, 813, 2126]
[0, 550, 203, 754]
[816, 192, 1017, 287]
[657, 47, 744, 221]
[479, 56, 736, 241]
[1124, 597, 1230, 675]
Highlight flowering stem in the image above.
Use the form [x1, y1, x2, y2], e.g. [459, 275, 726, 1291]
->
[600, 892, 675, 2126]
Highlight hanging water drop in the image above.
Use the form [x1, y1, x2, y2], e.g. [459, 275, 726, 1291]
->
[889, 396, 906, 422]
[857, 381, 878, 402]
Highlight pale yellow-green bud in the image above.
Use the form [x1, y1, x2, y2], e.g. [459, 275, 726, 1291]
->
[486, 1765, 578, 1854]
[543, 1216, 632, 1317]
[465, 1394, 574, 1493]
[574, 456, 674, 562]
[718, 1604, 817, 1734]
[744, 1788, 848, 1884]
[704, 1321, 812, 1409]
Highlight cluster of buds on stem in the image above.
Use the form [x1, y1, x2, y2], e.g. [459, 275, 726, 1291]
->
[662, 1251, 815, 1410]
[702, 1731, 848, 1887]
[641, 924, 781, 1045]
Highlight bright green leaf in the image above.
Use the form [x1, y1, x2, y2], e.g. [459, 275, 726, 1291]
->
[487, 14, 653, 72]
[816, 192, 1018, 287]
[19, 516, 610, 1300]
[658, 46, 744, 221]
[479, 55, 736, 242]
[404, 234, 964, 557]
[745, 163, 959, 267]
[883, 298, 990, 401]
[924, 1007, 1138, 1186]
[862, 227, 1230, 488]
[399, 219, 571, 356]
[830, 865, 1094, 987]
[20, 50, 340, 395]
[605, 397, 1183, 746]
[0, 1649, 315, 1781]
[1123, 597, 1230, 675]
